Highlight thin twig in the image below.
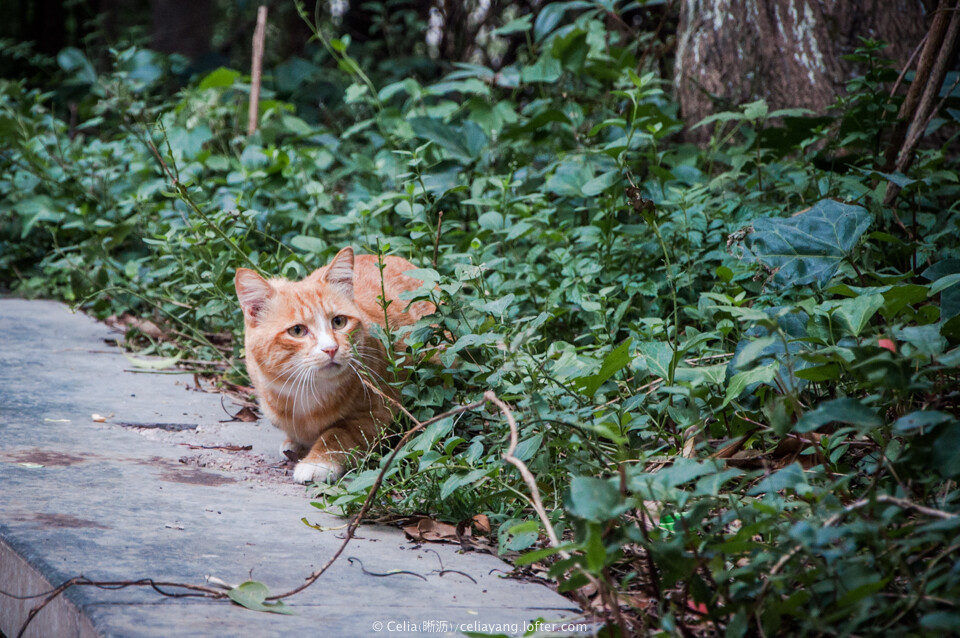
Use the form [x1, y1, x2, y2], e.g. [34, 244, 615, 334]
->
[247, 6, 268, 137]
[266, 394, 488, 600]
[432, 210, 444, 268]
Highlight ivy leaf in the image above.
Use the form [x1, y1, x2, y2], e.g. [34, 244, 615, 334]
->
[830, 293, 885, 337]
[227, 581, 296, 615]
[740, 199, 872, 289]
[723, 364, 776, 407]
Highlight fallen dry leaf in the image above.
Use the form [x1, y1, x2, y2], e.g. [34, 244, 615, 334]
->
[711, 436, 747, 459]
[403, 516, 461, 543]
[106, 313, 166, 340]
[232, 406, 259, 422]
[470, 514, 490, 534]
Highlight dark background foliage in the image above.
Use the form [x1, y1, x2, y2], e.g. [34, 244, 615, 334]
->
[2, 1, 960, 636]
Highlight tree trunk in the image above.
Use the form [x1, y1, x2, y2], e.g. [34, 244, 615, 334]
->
[673, 0, 934, 143]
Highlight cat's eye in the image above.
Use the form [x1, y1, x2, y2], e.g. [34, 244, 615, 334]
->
[331, 315, 348, 330]
[287, 324, 308, 337]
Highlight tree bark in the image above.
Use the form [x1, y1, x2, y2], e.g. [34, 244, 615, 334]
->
[673, 0, 934, 143]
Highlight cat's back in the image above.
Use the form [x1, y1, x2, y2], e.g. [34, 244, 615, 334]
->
[351, 254, 435, 327]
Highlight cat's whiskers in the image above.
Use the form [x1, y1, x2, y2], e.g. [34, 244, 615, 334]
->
[351, 351, 391, 388]
[344, 360, 371, 403]
[304, 364, 322, 408]
[274, 360, 306, 408]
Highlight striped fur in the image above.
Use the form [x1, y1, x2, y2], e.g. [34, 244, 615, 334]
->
[235, 247, 433, 483]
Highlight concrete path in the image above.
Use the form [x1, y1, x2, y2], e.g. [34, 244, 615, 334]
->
[0, 299, 583, 638]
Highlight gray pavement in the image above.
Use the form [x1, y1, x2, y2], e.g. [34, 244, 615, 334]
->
[0, 299, 583, 638]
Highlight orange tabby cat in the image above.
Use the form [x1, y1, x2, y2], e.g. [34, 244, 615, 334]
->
[234, 246, 434, 484]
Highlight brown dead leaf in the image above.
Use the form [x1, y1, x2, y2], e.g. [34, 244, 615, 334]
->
[106, 313, 166, 340]
[722, 448, 766, 468]
[403, 516, 461, 543]
[711, 436, 747, 459]
[218, 395, 260, 423]
[470, 514, 490, 534]
[234, 406, 258, 422]
[773, 435, 824, 469]
[578, 581, 599, 598]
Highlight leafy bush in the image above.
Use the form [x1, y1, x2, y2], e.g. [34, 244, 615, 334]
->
[2, 6, 959, 636]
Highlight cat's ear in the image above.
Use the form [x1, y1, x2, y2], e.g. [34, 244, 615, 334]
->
[235, 268, 273, 324]
[324, 246, 355, 297]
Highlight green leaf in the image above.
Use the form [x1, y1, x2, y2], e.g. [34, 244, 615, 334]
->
[895, 324, 946, 356]
[749, 462, 806, 495]
[475, 293, 515, 316]
[795, 398, 881, 434]
[533, 1, 593, 41]
[638, 341, 673, 381]
[794, 363, 840, 382]
[723, 364, 776, 407]
[830, 293, 885, 337]
[198, 67, 241, 90]
[439, 468, 491, 500]
[742, 99, 768, 120]
[581, 170, 619, 196]
[14, 196, 65, 238]
[932, 423, 960, 477]
[57, 47, 96, 83]
[514, 544, 567, 566]
[734, 335, 778, 369]
[574, 338, 633, 397]
[520, 51, 563, 84]
[289, 235, 326, 254]
[741, 199, 872, 289]
[409, 117, 486, 164]
[893, 410, 955, 434]
[566, 477, 623, 522]
[545, 158, 593, 196]
[227, 581, 296, 615]
[123, 353, 182, 369]
[491, 14, 533, 36]
[512, 433, 543, 462]
[929, 272, 960, 296]
[692, 109, 746, 130]
[881, 284, 928, 319]
[836, 578, 889, 607]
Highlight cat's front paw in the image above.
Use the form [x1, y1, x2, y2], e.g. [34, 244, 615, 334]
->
[292, 459, 344, 484]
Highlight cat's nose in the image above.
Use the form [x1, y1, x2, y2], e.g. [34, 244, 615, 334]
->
[322, 346, 338, 359]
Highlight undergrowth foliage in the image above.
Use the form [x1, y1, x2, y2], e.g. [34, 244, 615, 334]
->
[2, 5, 960, 636]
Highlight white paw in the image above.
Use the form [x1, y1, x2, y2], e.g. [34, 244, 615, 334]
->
[279, 439, 306, 462]
[292, 460, 344, 484]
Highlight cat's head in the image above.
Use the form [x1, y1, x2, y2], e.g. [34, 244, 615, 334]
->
[234, 247, 371, 381]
